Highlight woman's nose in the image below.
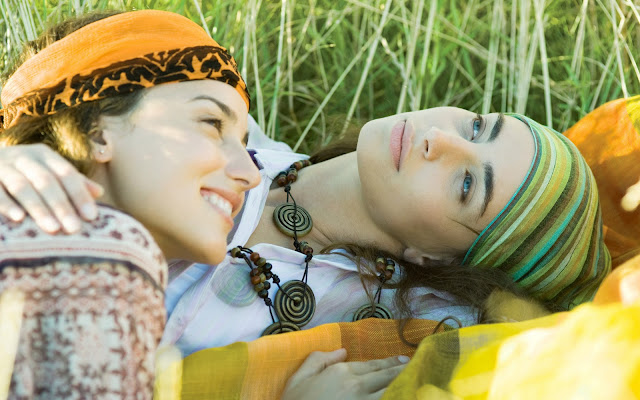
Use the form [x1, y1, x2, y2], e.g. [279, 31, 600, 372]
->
[226, 141, 261, 191]
[421, 127, 475, 164]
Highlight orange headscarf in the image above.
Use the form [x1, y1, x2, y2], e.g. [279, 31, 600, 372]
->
[1, 10, 250, 129]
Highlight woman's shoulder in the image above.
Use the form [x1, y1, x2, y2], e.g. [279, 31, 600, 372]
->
[0, 204, 167, 288]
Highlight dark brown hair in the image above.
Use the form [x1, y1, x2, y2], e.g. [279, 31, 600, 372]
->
[1, 11, 141, 175]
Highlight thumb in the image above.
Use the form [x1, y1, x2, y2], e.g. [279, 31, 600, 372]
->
[289, 349, 348, 383]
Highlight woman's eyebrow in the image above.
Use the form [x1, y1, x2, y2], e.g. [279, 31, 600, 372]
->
[487, 113, 505, 142]
[479, 162, 494, 218]
[189, 95, 238, 123]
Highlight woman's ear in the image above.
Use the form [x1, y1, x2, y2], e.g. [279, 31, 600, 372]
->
[402, 247, 457, 266]
[89, 124, 113, 163]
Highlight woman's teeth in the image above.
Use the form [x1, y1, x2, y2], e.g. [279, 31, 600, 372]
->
[202, 192, 232, 216]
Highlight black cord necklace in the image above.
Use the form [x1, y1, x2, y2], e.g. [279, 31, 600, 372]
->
[229, 159, 395, 336]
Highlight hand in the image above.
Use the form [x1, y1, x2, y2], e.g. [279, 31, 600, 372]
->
[0, 143, 103, 233]
[281, 349, 410, 400]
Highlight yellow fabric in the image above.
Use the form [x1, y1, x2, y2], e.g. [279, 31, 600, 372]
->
[382, 253, 640, 399]
[156, 318, 444, 399]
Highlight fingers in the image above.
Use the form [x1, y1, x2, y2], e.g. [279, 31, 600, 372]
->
[343, 355, 410, 375]
[0, 184, 25, 222]
[289, 349, 348, 383]
[0, 163, 61, 233]
[358, 363, 407, 394]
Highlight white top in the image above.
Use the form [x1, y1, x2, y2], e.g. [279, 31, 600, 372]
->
[161, 116, 476, 356]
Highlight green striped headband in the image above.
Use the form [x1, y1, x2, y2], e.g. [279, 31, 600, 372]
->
[462, 114, 611, 310]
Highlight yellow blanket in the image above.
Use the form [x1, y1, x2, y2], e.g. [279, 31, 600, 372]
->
[157, 318, 446, 399]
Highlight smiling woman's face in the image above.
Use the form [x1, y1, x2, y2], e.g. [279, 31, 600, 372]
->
[97, 80, 260, 264]
[356, 107, 535, 262]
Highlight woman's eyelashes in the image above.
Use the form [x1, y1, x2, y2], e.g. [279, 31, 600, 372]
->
[471, 114, 484, 141]
[200, 117, 224, 136]
[461, 171, 473, 203]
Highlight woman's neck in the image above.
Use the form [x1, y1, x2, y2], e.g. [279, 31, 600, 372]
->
[245, 152, 404, 256]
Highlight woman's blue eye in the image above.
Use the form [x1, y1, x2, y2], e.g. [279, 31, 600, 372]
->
[471, 117, 482, 141]
[462, 172, 473, 201]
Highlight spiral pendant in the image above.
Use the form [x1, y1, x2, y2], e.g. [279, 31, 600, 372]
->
[273, 203, 313, 237]
[262, 321, 300, 336]
[274, 280, 316, 327]
[352, 303, 393, 321]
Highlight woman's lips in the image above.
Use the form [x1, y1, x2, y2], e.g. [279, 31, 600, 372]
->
[390, 120, 406, 171]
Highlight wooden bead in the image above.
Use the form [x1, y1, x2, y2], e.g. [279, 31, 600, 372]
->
[276, 173, 288, 187]
[263, 263, 272, 272]
[250, 269, 260, 277]
[230, 247, 242, 258]
[385, 264, 395, 273]
[263, 281, 271, 290]
[254, 282, 265, 292]
[287, 169, 298, 183]
[302, 159, 311, 167]
[259, 273, 266, 283]
[384, 271, 393, 281]
[251, 275, 261, 285]
[292, 161, 304, 170]
[249, 252, 261, 262]
[256, 257, 267, 267]
[376, 264, 385, 273]
[265, 271, 273, 280]
[303, 247, 313, 255]
[376, 257, 386, 265]
[258, 289, 269, 298]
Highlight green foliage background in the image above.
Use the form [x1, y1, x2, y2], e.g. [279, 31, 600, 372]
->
[1, 0, 639, 152]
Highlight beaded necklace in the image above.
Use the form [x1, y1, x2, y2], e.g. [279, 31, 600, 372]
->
[229, 159, 395, 336]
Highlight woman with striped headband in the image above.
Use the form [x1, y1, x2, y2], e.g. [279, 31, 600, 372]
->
[1, 8, 609, 398]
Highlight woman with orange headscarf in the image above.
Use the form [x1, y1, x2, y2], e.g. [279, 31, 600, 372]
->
[0, 9, 262, 398]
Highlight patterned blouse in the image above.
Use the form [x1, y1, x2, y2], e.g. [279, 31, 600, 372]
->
[0, 206, 167, 399]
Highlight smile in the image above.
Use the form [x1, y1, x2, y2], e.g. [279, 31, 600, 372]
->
[201, 189, 233, 217]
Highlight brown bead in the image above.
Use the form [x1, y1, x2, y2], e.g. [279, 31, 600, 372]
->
[258, 289, 269, 298]
[303, 247, 313, 255]
[292, 161, 304, 170]
[230, 247, 242, 258]
[287, 169, 298, 183]
[302, 159, 311, 167]
[263, 263, 273, 272]
[276, 175, 287, 187]
[259, 273, 266, 283]
[249, 252, 261, 262]
[251, 275, 262, 285]
[250, 269, 260, 277]
[376, 264, 385, 273]
[256, 257, 267, 267]
[384, 271, 393, 281]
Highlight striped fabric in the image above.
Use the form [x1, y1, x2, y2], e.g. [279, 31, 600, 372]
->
[463, 114, 611, 309]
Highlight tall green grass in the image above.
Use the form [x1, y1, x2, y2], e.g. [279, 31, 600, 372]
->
[1, 0, 639, 152]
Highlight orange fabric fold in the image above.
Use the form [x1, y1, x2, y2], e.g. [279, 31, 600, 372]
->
[564, 95, 640, 267]
[1, 10, 249, 128]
